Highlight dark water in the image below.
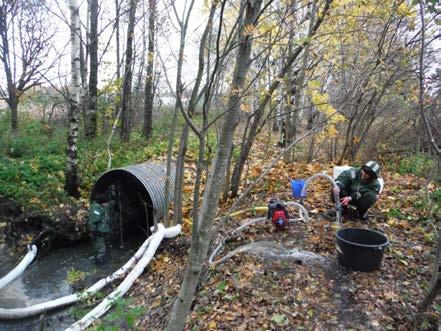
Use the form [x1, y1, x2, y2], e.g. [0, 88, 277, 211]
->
[0, 236, 145, 331]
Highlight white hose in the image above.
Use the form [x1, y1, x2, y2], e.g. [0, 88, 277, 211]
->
[209, 217, 267, 265]
[211, 241, 327, 266]
[0, 245, 37, 291]
[231, 217, 268, 235]
[209, 202, 310, 266]
[285, 201, 309, 224]
[210, 173, 340, 267]
[66, 223, 176, 331]
[0, 224, 181, 320]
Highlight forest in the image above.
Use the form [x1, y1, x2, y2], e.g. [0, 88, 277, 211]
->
[0, 0, 440, 330]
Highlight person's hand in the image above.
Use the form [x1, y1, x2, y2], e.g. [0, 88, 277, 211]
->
[340, 196, 352, 206]
[332, 186, 340, 194]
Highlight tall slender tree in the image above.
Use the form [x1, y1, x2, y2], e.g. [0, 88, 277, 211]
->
[142, 0, 157, 139]
[115, 0, 121, 81]
[85, 0, 99, 138]
[120, 0, 137, 142]
[166, 1, 264, 328]
[162, 0, 200, 226]
[172, 0, 218, 226]
[65, 0, 82, 197]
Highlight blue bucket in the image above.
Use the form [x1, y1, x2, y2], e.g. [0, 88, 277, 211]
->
[291, 179, 306, 198]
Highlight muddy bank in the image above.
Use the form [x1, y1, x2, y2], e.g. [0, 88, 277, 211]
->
[0, 233, 148, 330]
[0, 195, 89, 254]
[0, 194, 151, 330]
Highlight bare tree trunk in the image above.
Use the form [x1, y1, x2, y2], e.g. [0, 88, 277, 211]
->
[0, 14, 19, 133]
[113, 0, 121, 134]
[166, 0, 217, 226]
[182, 2, 217, 227]
[143, 0, 156, 139]
[79, 2, 89, 130]
[135, 2, 147, 94]
[0, 4, 19, 133]
[115, 0, 121, 80]
[85, 0, 98, 139]
[166, 1, 263, 329]
[120, 0, 136, 142]
[338, 115, 355, 164]
[283, 27, 296, 154]
[223, 144, 235, 200]
[64, 0, 81, 198]
[163, 103, 179, 226]
[173, 124, 189, 224]
[306, 106, 317, 162]
[162, 0, 195, 226]
[307, 134, 315, 163]
[292, 0, 316, 140]
[80, 6, 89, 97]
[8, 97, 18, 134]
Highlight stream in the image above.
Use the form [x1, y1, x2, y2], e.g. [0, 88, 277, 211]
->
[0, 235, 145, 331]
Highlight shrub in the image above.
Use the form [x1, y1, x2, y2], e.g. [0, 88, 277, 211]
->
[397, 153, 433, 176]
[92, 298, 145, 331]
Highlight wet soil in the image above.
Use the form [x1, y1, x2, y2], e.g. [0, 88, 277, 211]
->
[0, 195, 145, 330]
[0, 195, 89, 255]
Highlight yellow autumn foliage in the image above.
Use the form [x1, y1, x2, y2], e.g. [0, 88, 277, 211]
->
[307, 80, 345, 123]
[306, 80, 345, 140]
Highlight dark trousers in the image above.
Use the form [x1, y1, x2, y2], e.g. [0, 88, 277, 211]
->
[331, 189, 377, 217]
[92, 233, 109, 261]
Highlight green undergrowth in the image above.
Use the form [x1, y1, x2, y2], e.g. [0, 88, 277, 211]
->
[0, 113, 216, 211]
[396, 153, 434, 176]
[384, 152, 439, 211]
[92, 298, 145, 331]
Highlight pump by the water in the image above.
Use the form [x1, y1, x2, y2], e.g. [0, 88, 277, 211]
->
[267, 199, 289, 230]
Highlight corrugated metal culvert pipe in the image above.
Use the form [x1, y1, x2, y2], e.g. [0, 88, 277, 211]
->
[91, 162, 175, 236]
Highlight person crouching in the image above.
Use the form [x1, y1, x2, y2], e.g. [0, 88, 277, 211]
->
[332, 160, 381, 221]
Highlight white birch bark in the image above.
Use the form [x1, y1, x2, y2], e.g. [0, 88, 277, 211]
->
[64, 0, 81, 197]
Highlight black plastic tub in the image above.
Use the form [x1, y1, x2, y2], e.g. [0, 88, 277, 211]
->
[336, 228, 389, 272]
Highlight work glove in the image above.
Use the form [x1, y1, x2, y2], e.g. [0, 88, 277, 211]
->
[350, 191, 362, 201]
[340, 196, 352, 206]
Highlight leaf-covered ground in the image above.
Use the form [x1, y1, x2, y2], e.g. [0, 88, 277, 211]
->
[127, 144, 439, 330]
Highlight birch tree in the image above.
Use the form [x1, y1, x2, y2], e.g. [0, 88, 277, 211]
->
[64, 0, 81, 197]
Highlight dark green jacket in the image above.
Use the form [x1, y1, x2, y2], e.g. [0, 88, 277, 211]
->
[336, 167, 380, 201]
[87, 201, 116, 235]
